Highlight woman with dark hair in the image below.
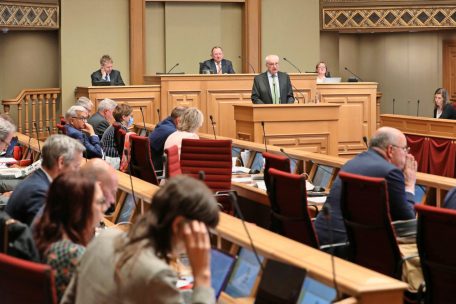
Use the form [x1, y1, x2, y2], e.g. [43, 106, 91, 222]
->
[433, 87, 456, 119]
[34, 171, 105, 301]
[101, 103, 133, 169]
[62, 175, 220, 304]
[316, 61, 329, 83]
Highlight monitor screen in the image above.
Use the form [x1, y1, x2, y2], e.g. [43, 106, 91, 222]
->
[255, 259, 307, 304]
[297, 276, 337, 304]
[250, 152, 265, 173]
[224, 247, 264, 298]
[312, 165, 333, 188]
[210, 249, 236, 299]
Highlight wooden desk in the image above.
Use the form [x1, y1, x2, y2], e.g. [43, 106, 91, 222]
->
[233, 103, 340, 156]
[380, 114, 456, 139]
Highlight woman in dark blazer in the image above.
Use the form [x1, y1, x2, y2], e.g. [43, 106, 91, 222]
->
[433, 87, 456, 119]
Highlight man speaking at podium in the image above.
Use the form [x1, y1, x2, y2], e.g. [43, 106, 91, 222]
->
[251, 54, 294, 104]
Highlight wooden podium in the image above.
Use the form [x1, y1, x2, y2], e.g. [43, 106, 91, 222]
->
[233, 104, 340, 156]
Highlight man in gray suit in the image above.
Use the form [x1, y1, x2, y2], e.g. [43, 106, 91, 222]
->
[87, 98, 117, 139]
[91, 54, 125, 86]
[199, 46, 235, 74]
[251, 54, 295, 104]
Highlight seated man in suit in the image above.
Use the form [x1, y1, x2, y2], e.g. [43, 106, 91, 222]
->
[91, 54, 125, 86]
[75, 96, 94, 116]
[251, 54, 294, 104]
[64, 106, 103, 159]
[148, 106, 187, 172]
[87, 98, 117, 139]
[314, 127, 417, 245]
[6, 135, 85, 225]
[199, 46, 235, 74]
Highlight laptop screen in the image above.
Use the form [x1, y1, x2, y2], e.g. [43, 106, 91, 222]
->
[255, 259, 307, 304]
[297, 276, 337, 304]
[224, 247, 264, 298]
[210, 249, 236, 299]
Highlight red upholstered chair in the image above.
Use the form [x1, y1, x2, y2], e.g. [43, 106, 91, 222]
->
[339, 171, 403, 278]
[180, 138, 232, 192]
[267, 168, 319, 248]
[164, 145, 182, 178]
[415, 204, 456, 304]
[0, 253, 57, 304]
[262, 152, 290, 192]
[129, 134, 159, 185]
[113, 123, 126, 158]
[56, 124, 66, 135]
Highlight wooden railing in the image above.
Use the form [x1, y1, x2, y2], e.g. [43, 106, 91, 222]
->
[2, 88, 61, 139]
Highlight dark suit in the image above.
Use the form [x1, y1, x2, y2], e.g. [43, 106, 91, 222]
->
[199, 59, 235, 74]
[314, 149, 416, 245]
[251, 71, 294, 104]
[87, 112, 110, 139]
[433, 103, 456, 119]
[91, 69, 125, 86]
[444, 188, 456, 209]
[65, 124, 103, 159]
[5, 168, 51, 226]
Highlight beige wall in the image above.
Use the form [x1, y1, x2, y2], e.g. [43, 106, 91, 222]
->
[60, 0, 130, 112]
[145, 2, 242, 75]
[261, 0, 320, 73]
[0, 31, 59, 105]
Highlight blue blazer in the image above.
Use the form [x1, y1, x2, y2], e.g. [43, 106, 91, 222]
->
[314, 149, 416, 245]
[65, 124, 103, 159]
[6, 168, 51, 226]
[199, 59, 235, 74]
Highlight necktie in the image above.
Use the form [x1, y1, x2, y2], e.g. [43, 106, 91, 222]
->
[272, 75, 279, 104]
[217, 63, 222, 74]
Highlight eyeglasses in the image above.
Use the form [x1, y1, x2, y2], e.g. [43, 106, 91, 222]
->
[391, 144, 410, 153]
[72, 116, 88, 122]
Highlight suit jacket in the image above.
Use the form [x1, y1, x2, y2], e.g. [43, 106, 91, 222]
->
[148, 116, 177, 171]
[91, 69, 125, 86]
[444, 187, 456, 209]
[251, 71, 295, 104]
[314, 149, 416, 245]
[88, 112, 110, 139]
[61, 229, 215, 304]
[5, 168, 51, 226]
[199, 59, 235, 74]
[433, 103, 456, 119]
[65, 124, 103, 159]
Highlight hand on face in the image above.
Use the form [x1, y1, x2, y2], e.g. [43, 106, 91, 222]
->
[81, 122, 96, 136]
[403, 153, 417, 192]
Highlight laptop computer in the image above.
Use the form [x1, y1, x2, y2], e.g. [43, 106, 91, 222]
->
[297, 276, 337, 304]
[323, 77, 342, 83]
[224, 247, 264, 298]
[255, 259, 307, 304]
[210, 248, 237, 299]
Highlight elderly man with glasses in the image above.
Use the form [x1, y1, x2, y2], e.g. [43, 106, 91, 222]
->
[64, 105, 103, 159]
[315, 126, 418, 246]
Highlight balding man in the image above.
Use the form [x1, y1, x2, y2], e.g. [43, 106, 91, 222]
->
[251, 54, 294, 104]
[87, 98, 117, 139]
[6, 135, 85, 225]
[315, 127, 417, 245]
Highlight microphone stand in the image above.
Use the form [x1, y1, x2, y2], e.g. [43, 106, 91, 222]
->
[344, 67, 363, 81]
[166, 63, 179, 74]
[283, 57, 302, 73]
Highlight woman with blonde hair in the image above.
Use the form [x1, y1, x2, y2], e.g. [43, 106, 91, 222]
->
[164, 107, 204, 154]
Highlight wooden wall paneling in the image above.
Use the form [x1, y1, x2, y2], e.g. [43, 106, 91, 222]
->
[130, 0, 146, 85]
[243, 0, 261, 73]
[443, 40, 456, 102]
[380, 114, 456, 139]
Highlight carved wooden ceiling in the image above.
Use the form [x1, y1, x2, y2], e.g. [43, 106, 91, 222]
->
[0, 1, 59, 30]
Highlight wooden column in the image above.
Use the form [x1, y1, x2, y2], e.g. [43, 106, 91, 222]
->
[130, 0, 146, 85]
[243, 0, 261, 73]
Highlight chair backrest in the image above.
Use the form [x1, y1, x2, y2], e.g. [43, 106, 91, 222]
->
[268, 168, 319, 248]
[113, 122, 126, 157]
[56, 124, 66, 135]
[339, 171, 402, 278]
[262, 152, 290, 191]
[165, 145, 182, 178]
[416, 204, 456, 303]
[129, 134, 159, 185]
[0, 253, 57, 304]
[180, 139, 232, 192]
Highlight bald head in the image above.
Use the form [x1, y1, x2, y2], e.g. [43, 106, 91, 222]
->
[370, 127, 408, 169]
[81, 159, 118, 209]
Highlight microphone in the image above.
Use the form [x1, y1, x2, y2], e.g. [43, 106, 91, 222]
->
[283, 57, 302, 73]
[362, 136, 368, 149]
[417, 99, 420, 116]
[33, 122, 41, 154]
[47, 126, 51, 136]
[344, 67, 363, 82]
[209, 115, 217, 140]
[139, 107, 148, 136]
[238, 55, 256, 73]
[290, 82, 306, 103]
[279, 148, 297, 171]
[392, 98, 395, 114]
[166, 63, 179, 74]
[261, 121, 267, 152]
[156, 108, 161, 121]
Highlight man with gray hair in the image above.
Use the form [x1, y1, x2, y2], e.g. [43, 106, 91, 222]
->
[0, 116, 16, 151]
[315, 126, 417, 245]
[87, 98, 117, 139]
[75, 96, 94, 115]
[6, 135, 85, 225]
[65, 105, 103, 159]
